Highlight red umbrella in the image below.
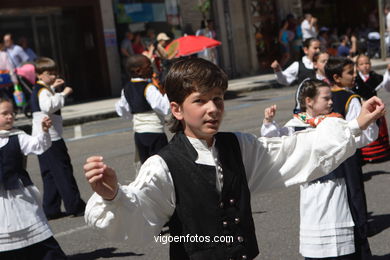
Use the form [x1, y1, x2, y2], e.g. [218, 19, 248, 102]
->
[165, 35, 221, 57]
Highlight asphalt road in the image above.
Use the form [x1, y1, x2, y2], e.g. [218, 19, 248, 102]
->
[25, 86, 390, 259]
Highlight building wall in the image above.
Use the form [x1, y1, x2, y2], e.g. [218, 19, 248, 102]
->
[178, 0, 204, 34]
[100, 0, 122, 96]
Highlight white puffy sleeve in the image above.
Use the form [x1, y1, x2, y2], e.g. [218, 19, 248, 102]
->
[18, 132, 52, 155]
[115, 89, 132, 120]
[260, 121, 295, 137]
[236, 117, 361, 194]
[84, 155, 175, 246]
[38, 88, 65, 114]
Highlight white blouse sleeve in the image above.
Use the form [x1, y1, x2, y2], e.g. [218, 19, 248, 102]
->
[345, 97, 378, 148]
[375, 70, 390, 92]
[260, 121, 294, 137]
[18, 132, 52, 155]
[145, 84, 170, 116]
[115, 89, 133, 120]
[38, 88, 65, 114]
[85, 155, 176, 246]
[236, 117, 361, 194]
[274, 61, 299, 86]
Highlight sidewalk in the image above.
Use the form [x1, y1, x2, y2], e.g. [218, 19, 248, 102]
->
[15, 58, 390, 132]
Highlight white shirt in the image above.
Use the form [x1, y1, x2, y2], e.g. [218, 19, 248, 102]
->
[301, 19, 317, 41]
[32, 81, 65, 141]
[0, 130, 53, 251]
[5, 44, 29, 68]
[274, 56, 314, 86]
[115, 78, 170, 133]
[85, 118, 361, 248]
[261, 110, 378, 257]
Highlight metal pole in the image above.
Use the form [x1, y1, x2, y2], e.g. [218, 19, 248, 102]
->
[379, 0, 387, 60]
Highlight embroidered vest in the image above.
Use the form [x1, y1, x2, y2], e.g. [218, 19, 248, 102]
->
[158, 132, 259, 260]
[0, 135, 33, 190]
[124, 80, 153, 114]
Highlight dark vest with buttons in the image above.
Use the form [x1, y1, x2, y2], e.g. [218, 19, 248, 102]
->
[158, 132, 259, 260]
[30, 83, 61, 116]
[0, 135, 33, 190]
[352, 71, 382, 100]
[124, 80, 153, 114]
[331, 89, 370, 245]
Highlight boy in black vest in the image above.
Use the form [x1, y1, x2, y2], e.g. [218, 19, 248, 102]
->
[84, 58, 384, 260]
[115, 54, 169, 164]
[31, 57, 85, 219]
[325, 57, 378, 259]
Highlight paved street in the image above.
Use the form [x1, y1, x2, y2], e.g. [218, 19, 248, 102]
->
[24, 86, 390, 259]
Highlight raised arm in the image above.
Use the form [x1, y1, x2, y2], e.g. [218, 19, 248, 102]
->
[19, 117, 52, 155]
[84, 155, 175, 246]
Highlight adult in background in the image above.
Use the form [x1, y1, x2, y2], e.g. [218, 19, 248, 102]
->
[3, 33, 29, 68]
[120, 31, 134, 67]
[337, 35, 357, 58]
[0, 42, 18, 103]
[18, 36, 37, 62]
[301, 14, 318, 42]
[195, 19, 218, 65]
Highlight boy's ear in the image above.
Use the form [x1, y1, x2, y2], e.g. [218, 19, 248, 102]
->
[333, 74, 341, 84]
[170, 102, 183, 120]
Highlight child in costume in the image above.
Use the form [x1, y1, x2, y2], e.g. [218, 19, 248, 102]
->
[352, 54, 390, 164]
[261, 79, 378, 259]
[0, 97, 67, 259]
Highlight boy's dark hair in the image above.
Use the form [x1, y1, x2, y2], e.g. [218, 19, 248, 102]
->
[163, 57, 228, 133]
[298, 79, 330, 112]
[325, 57, 354, 84]
[35, 57, 57, 75]
[125, 54, 150, 78]
[303, 37, 319, 49]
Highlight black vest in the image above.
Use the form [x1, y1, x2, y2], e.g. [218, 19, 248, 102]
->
[158, 132, 259, 260]
[297, 60, 316, 86]
[30, 83, 61, 116]
[0, 135, 33, 190]
[293, 60, 316, 114]
[331, 89, 361, 118]
[352, 72, 382, 100]
[124, 80, 153, 114]
[331, 89, 370, 243]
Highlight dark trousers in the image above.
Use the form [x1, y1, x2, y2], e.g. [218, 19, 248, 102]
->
[0, 236, 67, 260]
[38, 139, 85, 217]
[134, 132, 168, 163]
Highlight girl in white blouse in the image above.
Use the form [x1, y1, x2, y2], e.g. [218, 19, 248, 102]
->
[83, 58, 384, 260]
[0, 97, 66, 259]
[261, 79, 378, 259]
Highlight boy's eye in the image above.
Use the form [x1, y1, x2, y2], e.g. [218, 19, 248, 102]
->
[193, 99, 203, 103]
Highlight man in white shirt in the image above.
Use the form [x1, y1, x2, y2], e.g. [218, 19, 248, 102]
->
[301, 14, 318, 41]
[3, 33, 29, 68]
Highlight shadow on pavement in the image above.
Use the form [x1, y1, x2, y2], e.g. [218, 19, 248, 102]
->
[68, 247, 143, 259]
[367, 212, 390, 237]
[363, 171, 389, 182]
